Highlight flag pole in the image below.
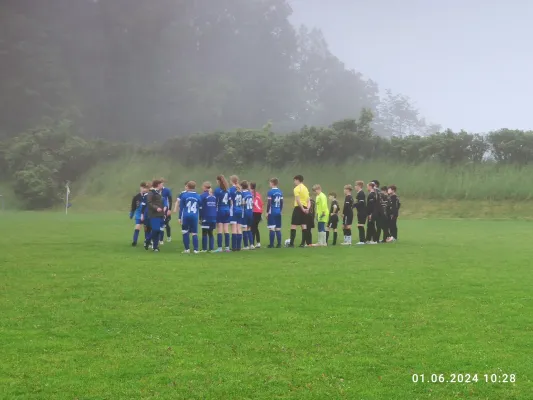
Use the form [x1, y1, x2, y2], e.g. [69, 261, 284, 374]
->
[65, 182, 70, 215]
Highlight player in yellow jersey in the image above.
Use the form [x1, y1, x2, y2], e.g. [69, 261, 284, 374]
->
[289, 175, 310, 247]
[312, 184, 328, 246]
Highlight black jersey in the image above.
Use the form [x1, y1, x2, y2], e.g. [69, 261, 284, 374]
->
[379, 192, 389, 216]
[330, 199, 339, 215]
[354, 190, 366, 215]
[343, 194, 354, 215]
[387, 194, 400, 217]
[366, 191, 378, 217]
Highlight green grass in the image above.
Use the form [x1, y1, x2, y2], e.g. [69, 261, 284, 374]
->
[0, 212, 532, 399]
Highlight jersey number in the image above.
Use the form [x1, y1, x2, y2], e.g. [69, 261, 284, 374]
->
[246, 198, 253, 209]
[235, 194, 242, 206]
[222, 193, 228, 204]
[186, 201, 198, 214]
[274, 197, 281, 208]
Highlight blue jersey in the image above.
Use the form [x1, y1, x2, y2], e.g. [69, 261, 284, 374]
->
[242, 190, 254, 217]
[267, 188, 284, 216]
[178, 190, 187, 217]
[161, 187, 172, 210]
[214, 187, 230, 210]
[231, 187, 243, 215]
[200, 191, 217, 220]
[182, 191, 201, 218]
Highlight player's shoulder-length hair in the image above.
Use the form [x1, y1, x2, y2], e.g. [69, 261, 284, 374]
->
[217, 175, 229, 191]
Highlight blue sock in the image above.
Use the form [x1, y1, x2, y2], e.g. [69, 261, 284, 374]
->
[239, 233, 243, 249]
[202, 235, 208, 251]
[232, 234, 236, 250]
[224, 233, 230, 248]
[152, 235, 159, 250]
[243, 232, 249, 247]
[269, 230, 275, 246]
[183, 233, 190, 250]
[209, 233, 215, 250]
[276, 230, 282, 245]
[145, 230, 152, 245]
[192, 235, 199, 251]
[133, 229, 140, 244]
[248, 231, 254, 246]
[217, 233, 223, 248]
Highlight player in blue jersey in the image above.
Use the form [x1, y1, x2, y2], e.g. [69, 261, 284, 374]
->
[240, 181, 255, 250]
[214, 175, 231, 253]
[267, 177, 284, 248]
[229, 175, 243, 251]
[141, 184, 152, 249]
[146, 179, 165, 252]
[199, 181, 217, 252]
[180, 181, 201, 254]
[172, 181, 189, 224]
[160, 179, 173, 243]
[129, 182, 149, 246]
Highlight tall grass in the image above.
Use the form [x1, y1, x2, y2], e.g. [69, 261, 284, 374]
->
[71, 155, 533, 211]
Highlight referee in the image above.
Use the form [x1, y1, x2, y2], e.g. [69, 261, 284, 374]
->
[289, 175, 310, 248]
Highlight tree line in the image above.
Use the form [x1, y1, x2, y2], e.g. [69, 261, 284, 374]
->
[1, 0, 438, 143]
[2, 114, 533, 209]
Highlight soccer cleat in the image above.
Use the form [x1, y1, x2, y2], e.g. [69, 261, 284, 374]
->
[255, 243, 261, 249]
[250, 245, 255, 250]
[287, 244, 295, 248]
[159, 241, 164, 246]
[213, 248, 223, 253]
[340, 242, 351, 246]
[132, 242, 137, 247]
[356, 242, 365, 245]
[267, 245, 274, 249]
[167, 237, 172, 243]
[200, 250, 207, 253]
[224, 248, 231, 253]
[242, 247, 250, 251]
[182, 249, 190, 254]
[144, 243, 149, 250]
[276, 244, 282, 248]
[368, 241, 378, 245]
[193, 250, 199, 254]
[153, 248, 160, 252]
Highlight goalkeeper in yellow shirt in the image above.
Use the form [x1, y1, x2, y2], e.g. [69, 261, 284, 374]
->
[312, 184, 329, 246]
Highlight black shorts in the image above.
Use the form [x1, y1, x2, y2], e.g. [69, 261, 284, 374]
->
[291, 207, 307, 226]
[328, 214, 339, 229]
[357, 213, 366, 225]
[343, 214, 354, 226]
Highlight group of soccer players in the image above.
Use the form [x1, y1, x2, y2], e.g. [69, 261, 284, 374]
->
[129, 175, 400, 253]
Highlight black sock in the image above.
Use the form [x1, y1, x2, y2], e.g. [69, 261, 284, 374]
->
[307, 229, 312, 245]
[333, 232, 338, 245]
[326, 231, 330, 244]
[347, 228, 352, 237]
[300, 229, 306, 246]
[166, 224, 171, 238]
[290, 229, 296, 245]
[358, 226, 365, 242]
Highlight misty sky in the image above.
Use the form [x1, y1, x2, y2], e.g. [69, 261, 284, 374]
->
[290, 0, 533, 132]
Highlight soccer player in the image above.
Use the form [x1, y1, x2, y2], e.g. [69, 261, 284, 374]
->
[180, 181, 201, 254]
[387, 185, 401, 242]
[366, 182, 378, 244]
[140, 183, 152, 249]
[199, 182, 217, 252]
[251, 182, 263, 248]
[341, 185, 354, 245]
[214, 175, 231, 253]
[266, 178, 283, 248]
[289, 175, 310, 248]
[354, 181, 366, 245]
[378, 185, 390, 243]
[229, 175, 243, 251]
[307, 197, 316, 246]
[172, 181, 189, 223]
[241, 181, 255, 250]
[129, 182, 148, 246]
[312, 185, 328, 246]
[326, 192, 339, 245]
[161, 179, 173, 243]
[146, 179, 165, 252]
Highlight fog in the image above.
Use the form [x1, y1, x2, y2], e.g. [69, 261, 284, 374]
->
[2, 0, 532, 143]
[291, 0, 533, 132]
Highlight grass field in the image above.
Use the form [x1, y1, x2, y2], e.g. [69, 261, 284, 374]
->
[1, 212, 532, 399]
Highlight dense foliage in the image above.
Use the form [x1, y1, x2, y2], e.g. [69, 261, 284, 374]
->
[1, 0, 437, 142]
[3, 113, 533, 209]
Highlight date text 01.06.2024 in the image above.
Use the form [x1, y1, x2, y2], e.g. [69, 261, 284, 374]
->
[412, 374, 516, 384]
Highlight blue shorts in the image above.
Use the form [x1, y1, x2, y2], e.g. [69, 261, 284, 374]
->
[150, 216, 164, 232]
[318, 221, 326, 232]
[241, 213, 253, 228]
[201, 220, 217, 230]
[267, 214, 282, 229]
[230, 210, 242, 224]
[182, 215, 199, 234]
[135, 218, 142, 225]
[217, 209, 231, 224]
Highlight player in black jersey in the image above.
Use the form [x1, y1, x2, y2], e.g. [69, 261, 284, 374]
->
[365, 182, 378, 244]
[341, 185, 354, 245]
[326, 192, 339, 245]
[387, 185, 400, 242]
[354, 181, 366, 244]
[307, 197, 316, 246]
[377, 185, 389, 243]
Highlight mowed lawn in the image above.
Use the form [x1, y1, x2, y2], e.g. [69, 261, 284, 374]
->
[0, 213, 532, 400]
